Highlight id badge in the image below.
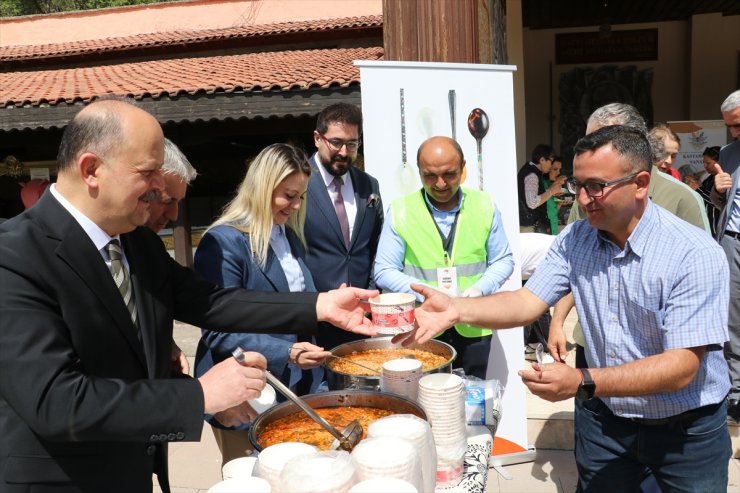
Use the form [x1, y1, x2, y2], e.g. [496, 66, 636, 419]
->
[436, 266, 458, 296]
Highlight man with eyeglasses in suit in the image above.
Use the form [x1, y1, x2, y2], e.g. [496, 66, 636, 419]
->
[304, 103, 384, 352]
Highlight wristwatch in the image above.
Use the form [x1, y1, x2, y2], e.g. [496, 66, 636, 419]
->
[576, 368, 595, 400]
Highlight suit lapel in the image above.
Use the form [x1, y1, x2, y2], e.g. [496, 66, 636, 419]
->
[349, 167, 369, 249]
[309, 155, 346, 249]
[260, 247, 290, 292]
[40, 196, 147, 370]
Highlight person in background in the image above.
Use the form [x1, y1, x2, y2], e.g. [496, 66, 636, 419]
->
[407, 125, 732, 492]
[194, 143, 331, 465]
[649, 123, 682, 180]
[541, 155, 564, 235]
[709, 89, 740, 421]
[374, 136, 513, 379]
[698, 146, 722, 237]
[145, 138, 196, 233]
[304, 103, 384, 351]
[19, 178, 50, 209]
[517, 144, 566, 234]
[0, 97, 377, 492]
[143, 138, 198, 377]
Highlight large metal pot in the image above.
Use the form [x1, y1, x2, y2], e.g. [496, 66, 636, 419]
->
[324, 336, 457, 391]
[248, 390, 427, 451]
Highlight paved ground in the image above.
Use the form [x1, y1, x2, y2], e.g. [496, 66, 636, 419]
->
[164, 320, 740, 492]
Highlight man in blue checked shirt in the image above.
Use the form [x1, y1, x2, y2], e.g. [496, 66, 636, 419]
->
[404, 125, 732, 492]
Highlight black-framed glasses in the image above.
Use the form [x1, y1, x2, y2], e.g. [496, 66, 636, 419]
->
[566, 172, 639, 198]
[319, 133, 361, 152]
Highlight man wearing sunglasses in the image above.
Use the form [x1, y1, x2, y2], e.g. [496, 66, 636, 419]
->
[406, 125, 731, 492]
[305, 103, 384, 351]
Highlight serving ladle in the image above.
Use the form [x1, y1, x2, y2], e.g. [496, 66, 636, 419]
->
[326, 354, 380, 375]
[467, 107, 490, 190]
[232, 347, 363, 451]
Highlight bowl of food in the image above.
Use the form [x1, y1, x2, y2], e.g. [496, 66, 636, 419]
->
[324, 336, 457, 391]
[248, 390, 427, 452]
[368, 293, 416, 335]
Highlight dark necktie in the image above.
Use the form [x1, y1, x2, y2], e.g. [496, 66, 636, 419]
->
[106, 240, 140, 335]
[331, 177, 350, 247]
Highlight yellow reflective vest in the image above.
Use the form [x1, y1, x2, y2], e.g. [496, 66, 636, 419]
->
[391, 188, 494, 337]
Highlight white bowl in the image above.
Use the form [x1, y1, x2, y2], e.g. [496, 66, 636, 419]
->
[248, 383, 276, 414]
[207, 477, 271, 493]
[222, 456, 258, 480]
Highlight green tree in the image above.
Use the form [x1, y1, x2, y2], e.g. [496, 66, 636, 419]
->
[1, 0, 176, 17]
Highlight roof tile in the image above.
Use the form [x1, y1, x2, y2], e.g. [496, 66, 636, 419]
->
[1, 15, 382, 62]
[0, 46, 383, 108]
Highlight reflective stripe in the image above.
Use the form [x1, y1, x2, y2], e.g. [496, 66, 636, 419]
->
[403, 261, 487, 281]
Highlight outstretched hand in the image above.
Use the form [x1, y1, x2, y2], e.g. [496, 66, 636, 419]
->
[316, 285, 378, 336]
[392, 283, 458, 346]
[713, 162, 733, 194]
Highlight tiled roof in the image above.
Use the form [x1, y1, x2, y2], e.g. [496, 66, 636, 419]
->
[0, 46, 383, 108]
[0, 15, 383, 62]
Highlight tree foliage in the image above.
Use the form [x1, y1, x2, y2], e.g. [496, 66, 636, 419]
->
[1, 0, 178, 17]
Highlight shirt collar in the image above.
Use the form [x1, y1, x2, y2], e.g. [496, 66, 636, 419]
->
[270, 224, 286, 240]
[49, 183, 118, 253]
[316, 157, 348, 189]
[595, 199, 654, 259]
[422, 188, 464, 213]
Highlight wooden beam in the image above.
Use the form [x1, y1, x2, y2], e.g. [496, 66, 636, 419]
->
[0, 87, 362, 132]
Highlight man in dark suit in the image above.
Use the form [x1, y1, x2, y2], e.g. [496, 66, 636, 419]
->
[0, 97, 376, 493]
[305, 103, 384, 350]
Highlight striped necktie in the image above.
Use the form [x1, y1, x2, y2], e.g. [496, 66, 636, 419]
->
[106, 239, 140, 334]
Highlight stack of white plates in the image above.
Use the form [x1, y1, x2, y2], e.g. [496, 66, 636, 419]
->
[349, 478, 418, 493]
[279, 450, 357, 493]
[350, 436, 423, 492]
[253, 442, 318, 492]
[222, 456, 257, 480]
[418, 373, 467, 489]
[367, 414, 436, 493]
[380, 358, 422, 401]
[207, 477, 271, 493]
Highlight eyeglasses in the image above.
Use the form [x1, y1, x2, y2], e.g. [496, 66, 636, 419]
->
[319, 133, 361, 152]
[566, 172, 639, 198]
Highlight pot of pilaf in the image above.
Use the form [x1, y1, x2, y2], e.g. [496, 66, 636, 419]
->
[248, 390, 427, 451]
[324, 336, 457, 391]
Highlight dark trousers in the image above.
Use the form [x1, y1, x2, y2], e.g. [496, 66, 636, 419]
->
[438, 329, 491, 379]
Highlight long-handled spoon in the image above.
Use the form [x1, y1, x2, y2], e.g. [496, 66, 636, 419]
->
[232, 347, 362, 451]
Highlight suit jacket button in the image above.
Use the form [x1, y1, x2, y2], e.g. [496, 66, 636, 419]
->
[149, 434, 159, 442]
[167, 433, 176, 441]
[146, 444, 157, 455]
[158, 433, 168, 442]
[176, 432, 185, 440]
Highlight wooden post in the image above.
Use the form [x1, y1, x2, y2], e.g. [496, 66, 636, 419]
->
[172, 199, 193, 268]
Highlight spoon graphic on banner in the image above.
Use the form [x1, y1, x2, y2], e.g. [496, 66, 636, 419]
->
[467, 108, 490, 190]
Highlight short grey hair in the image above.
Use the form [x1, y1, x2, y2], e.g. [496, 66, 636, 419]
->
[163, 138, 197, 184]
[721, 90, 740, 113]
[587, 103, 647, 135]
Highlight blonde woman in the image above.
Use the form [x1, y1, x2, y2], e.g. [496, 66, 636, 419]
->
[193, 143, 330, 465]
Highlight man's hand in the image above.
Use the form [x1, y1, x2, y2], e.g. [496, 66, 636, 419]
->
[713, 162, 732, 194]
[170, 340, 190, 376]
[212, 401, 258, 428]
[316, 285, 378, 336]
[289, 342, 331, 369]
[198, 351, 266, 415]
[392, 283, 458, 346]
[518, 362, 581, 402]
[547, 319, 568, 363]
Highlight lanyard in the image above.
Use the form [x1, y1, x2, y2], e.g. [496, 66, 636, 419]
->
[421, 190, 461, 263]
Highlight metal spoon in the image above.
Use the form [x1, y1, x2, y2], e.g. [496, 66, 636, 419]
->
[467, 108, 490, 190]
[232, 348, 363, 451]
[326, 354, 380, 374]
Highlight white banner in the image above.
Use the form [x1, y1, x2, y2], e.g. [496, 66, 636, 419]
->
[356, 60, 528, 457]
[667, 120, 728, 173]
